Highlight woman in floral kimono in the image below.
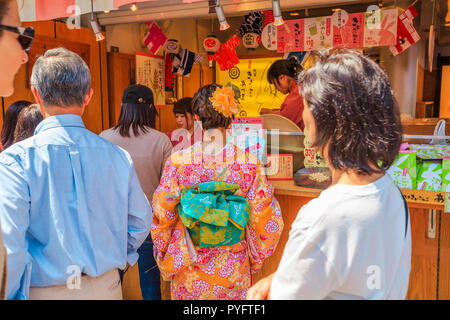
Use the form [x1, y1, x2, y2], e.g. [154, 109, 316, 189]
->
[151, 83, 283, 300]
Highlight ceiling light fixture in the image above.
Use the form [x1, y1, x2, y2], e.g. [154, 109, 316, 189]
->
[130, 3, 138, 12]
[90, 13, 105, 41]
[272, 0, 284, 26]
[215, 0, 230, 31]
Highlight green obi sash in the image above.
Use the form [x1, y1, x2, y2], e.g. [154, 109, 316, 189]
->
[177, 181, 250, 248]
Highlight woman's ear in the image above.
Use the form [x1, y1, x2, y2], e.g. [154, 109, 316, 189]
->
[194, 114, 200, 122]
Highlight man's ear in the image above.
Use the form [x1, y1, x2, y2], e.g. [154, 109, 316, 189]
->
[31, 86, 47, 117]
[83, 88, 94, 107]
[31, 86, 42, 105]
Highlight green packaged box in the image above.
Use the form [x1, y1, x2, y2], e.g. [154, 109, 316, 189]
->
[417, 161, 442, 191]
[441, 158, 450, 192]
[409, 144, 450, 160]
[387, 152, 417, 190]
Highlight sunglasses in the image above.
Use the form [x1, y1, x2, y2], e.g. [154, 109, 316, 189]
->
[0, 25, 34, 52]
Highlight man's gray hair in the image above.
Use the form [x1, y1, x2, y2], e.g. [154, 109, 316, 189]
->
[30, 47, 91, 108]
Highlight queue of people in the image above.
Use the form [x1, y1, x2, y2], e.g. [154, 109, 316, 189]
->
[0, 0, 411, 301]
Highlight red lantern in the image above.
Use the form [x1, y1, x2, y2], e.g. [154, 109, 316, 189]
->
[242, 32, 261, 50]
[165, 39, 180, 55]
[203, 35, 221, 67]
[203, 35, 221, 53]
[261, 23, 278, 51]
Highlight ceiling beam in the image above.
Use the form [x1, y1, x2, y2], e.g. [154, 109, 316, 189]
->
[97, 0, 364, 25]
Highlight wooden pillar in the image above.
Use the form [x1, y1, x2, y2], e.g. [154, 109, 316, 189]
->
[405, 206, 439, 300]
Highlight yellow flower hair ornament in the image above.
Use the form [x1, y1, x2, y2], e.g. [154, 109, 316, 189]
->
[209, 86, 241, 118]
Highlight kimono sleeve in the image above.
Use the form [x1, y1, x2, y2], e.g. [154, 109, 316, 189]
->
[160, 136, 173, 177]
[151, 156, 196, 280]
[245, 162, 284, 274]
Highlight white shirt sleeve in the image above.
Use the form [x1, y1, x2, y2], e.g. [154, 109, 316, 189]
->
[270, 215, 339, 300]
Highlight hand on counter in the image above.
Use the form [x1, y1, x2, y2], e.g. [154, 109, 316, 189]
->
[246, 273, 274, 300]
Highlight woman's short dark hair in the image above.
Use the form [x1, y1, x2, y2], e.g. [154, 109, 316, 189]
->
[300, 50, 402, 175]
[267, 57, 303, 85]
[173, 97, 193, 116]
[114, 101, 157, 138]
[1, 100, 32, 149]
[192, 84, 233, 130]
[13, 104, 43, 144]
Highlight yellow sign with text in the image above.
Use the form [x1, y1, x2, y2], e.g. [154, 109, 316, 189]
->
[216, 57, 287, 117]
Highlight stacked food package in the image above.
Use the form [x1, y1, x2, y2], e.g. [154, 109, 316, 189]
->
[388, 143, 450, 192]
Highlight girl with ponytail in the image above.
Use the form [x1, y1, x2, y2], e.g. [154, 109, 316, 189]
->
[260, 57, 305, 130]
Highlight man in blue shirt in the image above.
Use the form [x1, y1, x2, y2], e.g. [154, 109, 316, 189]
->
[0, 47, 152, 300]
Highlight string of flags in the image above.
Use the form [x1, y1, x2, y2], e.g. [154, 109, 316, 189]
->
[141, 2, 422, 94]
[273, 8, 400, 53]
[389, 6, 420, 56]
[143, 22, 167, 55]
[200, 5, 421, 73]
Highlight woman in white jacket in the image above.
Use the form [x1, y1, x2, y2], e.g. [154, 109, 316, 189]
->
[248, 50, 411, 300]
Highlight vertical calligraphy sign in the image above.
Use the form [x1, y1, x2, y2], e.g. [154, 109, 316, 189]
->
[333, 12, 364, 49]
[136, 52, 166, 108]
[277, 19, 304, 53]
[304, 16, 332, 51]
[364, 8, 398, 47]
[216, 57, 287, 116]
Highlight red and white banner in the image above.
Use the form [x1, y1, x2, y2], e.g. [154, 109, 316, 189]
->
[143, 21, 167, 55]
[333, 12, 364, 49]
[277, 18, 304, 53]
[304, 16, 333, 51]
[389, 6, 420, 56]
[363, 8, 397, 47]
[276, 8, 407, 53]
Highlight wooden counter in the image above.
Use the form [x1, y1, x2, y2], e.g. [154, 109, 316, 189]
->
[259, 180, 449, 300]
[122, 181, 450, 300]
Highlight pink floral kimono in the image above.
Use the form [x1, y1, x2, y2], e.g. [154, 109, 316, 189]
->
[151, 142, 283, 300]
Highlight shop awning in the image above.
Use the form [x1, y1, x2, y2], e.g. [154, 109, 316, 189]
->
[17, 0, 154, 22]
[97, 0, 362, 25]
[18, 0, 362, 23]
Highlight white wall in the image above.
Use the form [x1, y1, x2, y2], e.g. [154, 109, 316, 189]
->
[105, 23, 144, 55]
[380, 41, 424, 117]
[378, 0, 427, 117]
[105, 18, 211, 58]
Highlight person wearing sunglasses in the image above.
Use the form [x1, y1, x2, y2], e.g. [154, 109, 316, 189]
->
[0, 0, 31, 98]
[0, 0, 32, 300]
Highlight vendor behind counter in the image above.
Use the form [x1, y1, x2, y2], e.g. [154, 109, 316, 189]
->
[259, 58, 305, 131]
